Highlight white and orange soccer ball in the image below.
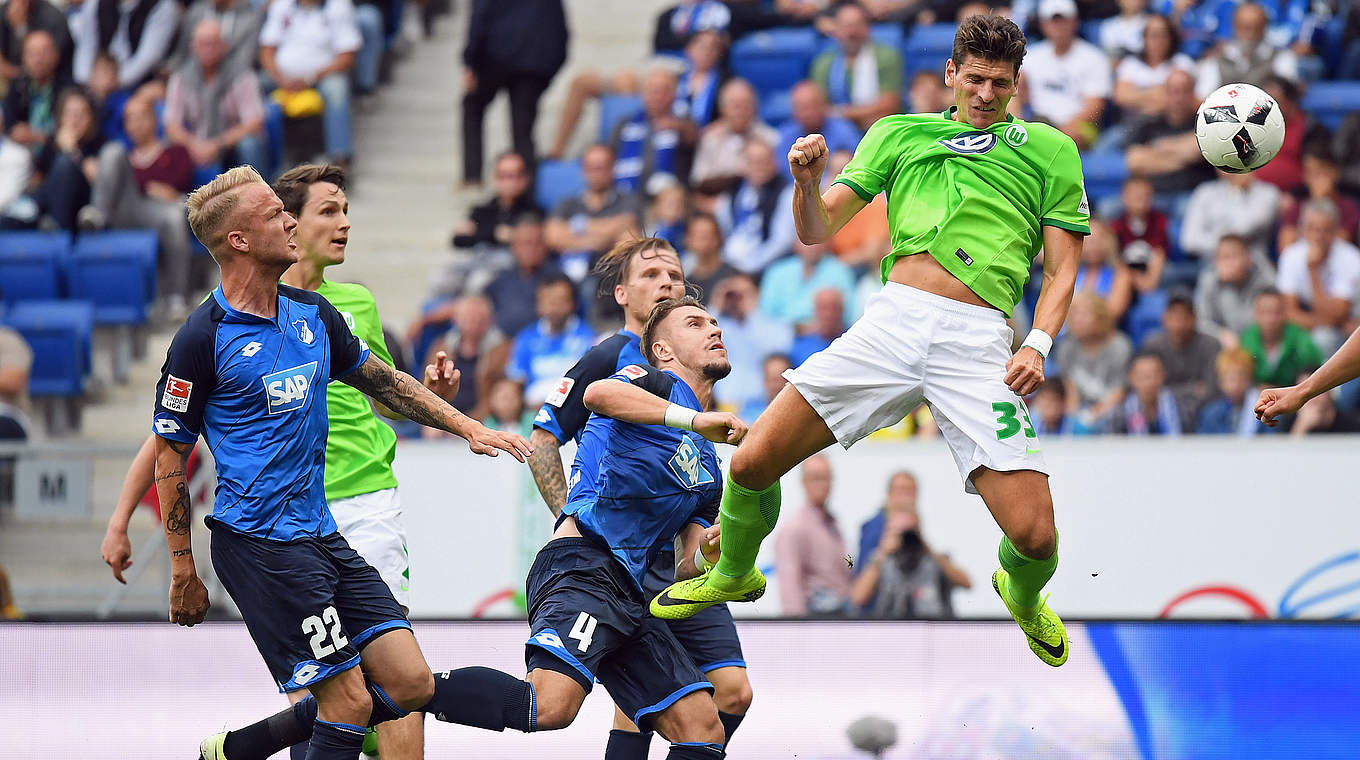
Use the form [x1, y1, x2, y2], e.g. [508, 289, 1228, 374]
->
[1194, 82, 1287, 174]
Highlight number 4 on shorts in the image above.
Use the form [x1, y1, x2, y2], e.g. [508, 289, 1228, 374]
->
[568, 612, 597, 653]
[992, 401, 1036, 441]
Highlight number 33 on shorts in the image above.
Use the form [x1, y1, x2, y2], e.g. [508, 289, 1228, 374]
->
[992, 401, 1036, 441]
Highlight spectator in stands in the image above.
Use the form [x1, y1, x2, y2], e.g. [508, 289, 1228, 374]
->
[1022, 0, 1111, 149]
[711, 272, 793, 410]
[611, 67, 697, 196]
[1073, 219, 1133, 322]
[1279, 147, 1359, 251]
[548, 29, 725, 161]
[1240, 287, 1322, 388]
[809, 1, 902, 132]
[69, 0, 179, 89]
[855, 469, 915, 565]
[506, 274, 597, 407]
[690, 78, 778, 198]
[1110, 176, 1167, 303]
[1195, 234, 1272, 349]
[1111, 14, 1194, 127]
[86, 53, 131, 145]
[260, 0, 362, 167]
[1180, 169, 1280, 267]
[646, 183, 689, 251]
[168, 0, 264, 74]
[27, 88, 106, 231]
[3, 30, 70, 151]
[906, 69, 952, 115]
[481, 376, 530, 434]
[1254, 75, 1323, 193]
[823, 149, 889, 271]
[1124, 69, 1213, 201]
[164, 18, 268, 174]
[1030, 379, 1074, 435]
[682, 211, 738, 301]
[778, 81, 862, 180]
[790, 288, 847, 366]
[653, 0, 730, 55]
[1194, 1, 1297, 99]
[1276, 198, 1360, 354]
[760, 238, 856, 328]
[421, 294, 510, 417]
[1289, 383, 1360, 435]
[1112, 351, 1181, 434]
[451, 151, 539, 250]
[80, 96, 195, 313]
[546, 143, 643, 282]
[1053, 292, 1132, 433]
[1196, 348, 1264, 434]
[1334, 114, 1360, 197]
[715, 138, 794, 275]
[1098, 0, 1150, 58]
[852, 484, 970, 619]
[1142, 292, 1220, 427]
[461, 0, 568, 184]
[483, 214, 563, 337]
[775, 454, 853, 617]
[0, 109, 31, 217]
[0, 0, 71, 82]
[772, 0, 831, 30]
[739, 352, 790, 422]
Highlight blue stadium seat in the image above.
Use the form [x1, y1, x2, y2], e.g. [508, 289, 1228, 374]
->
[1080, 19, 1103, 45]
[869, 23, 904, 48]
[193, 163, 223, 189]
[68, 243, 153, 326]
[1301, 81, 1360, 131]
[760, 89, 793, 127]
[72, 230, 158, 315]
[1082, 150, 1129, 206]
[598, 94, 643, 142]
[0, 232, 70, 305]
[901, 23, 955, 79]
[5, 300, 95, 393]
[730, 27, 819, 96]
[535, 159, 585, 213]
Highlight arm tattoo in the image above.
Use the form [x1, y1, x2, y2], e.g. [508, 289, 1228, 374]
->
[171, 548, 192, 557]
[165, 482, 191, 536]
[153, 467, 184, 483]
[527, 430, 567, 516]
[343, 355, 468, 435]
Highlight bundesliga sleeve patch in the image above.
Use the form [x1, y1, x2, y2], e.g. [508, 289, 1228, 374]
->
[619, 364, 648, 380]
[545, 377, 575, 407]
[162, 375, 192, 412]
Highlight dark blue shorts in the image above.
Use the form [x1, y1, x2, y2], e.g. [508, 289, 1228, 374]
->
[209, 521, 411, 692]
[644, 548, 746, 673]
[524, 538, 712, 731]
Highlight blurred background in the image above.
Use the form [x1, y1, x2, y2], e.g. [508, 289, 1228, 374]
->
[1, 0, 1359, 756]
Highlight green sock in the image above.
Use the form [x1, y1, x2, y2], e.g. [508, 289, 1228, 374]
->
[998, 535, 1058, 611]
[712, 474, 781, 585]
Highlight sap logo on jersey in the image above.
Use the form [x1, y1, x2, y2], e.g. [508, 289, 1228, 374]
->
[263, 361, 319, 414]
[938, 131, 997, 154]
[668, 434, 713, 489]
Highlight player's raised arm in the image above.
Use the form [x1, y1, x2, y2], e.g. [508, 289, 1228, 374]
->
[342, 354, 532, 460]
[789, 134, 868, 244]
[153, 434, 210, 626]
[582, 378, 747, 445]
[1256, 325, 1360, 426]
[101, 433, 156, 583]
[1006, 225, 1082, 396]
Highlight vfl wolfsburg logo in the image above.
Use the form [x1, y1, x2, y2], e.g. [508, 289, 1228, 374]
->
[938, 131, 997, 154]
[1004, 124, 1028, 147]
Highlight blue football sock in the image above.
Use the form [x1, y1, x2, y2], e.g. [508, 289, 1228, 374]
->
[667, 741, 725, 759]
[223, 696, 317, 760]
[605, 728, 653, 760]
[424, 667, 537, 732]
[304, 719, 365, 760]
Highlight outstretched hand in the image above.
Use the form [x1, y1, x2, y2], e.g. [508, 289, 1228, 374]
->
[463, 422, 534, 461]
[1255, 385, 1309, 427]
[693, 411, 747, 445]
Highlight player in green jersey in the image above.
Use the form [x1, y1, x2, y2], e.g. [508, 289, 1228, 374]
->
[652, 14, 1086, 668]
[102, 164, 460, 757]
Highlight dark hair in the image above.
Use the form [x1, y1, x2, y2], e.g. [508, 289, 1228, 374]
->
[1216, 233, 1249, 250]
[55, 87, 98, 144]
[273, 163, 347, 216]
[1139, 14, 1180, 64]
[1262, 74, 1299, 104]
[1036, 379, 1066, 400]
[513, 210, 545, 227]
[952, 14, 1026, 75]
[834, 0, 869, 20]
[537, 272, 577, 304]
[1256, 286, 1282, 301]
[591, 236, 678, 297]
[641, 295, 705, 365]
[1165, 290, 1195, 312]
[1302, 142, 1337, 164]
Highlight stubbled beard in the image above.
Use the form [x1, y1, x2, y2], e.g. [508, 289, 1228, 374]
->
[702, 360, 732, 381]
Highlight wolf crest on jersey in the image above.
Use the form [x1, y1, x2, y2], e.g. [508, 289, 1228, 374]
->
[264, 361, 318, 414]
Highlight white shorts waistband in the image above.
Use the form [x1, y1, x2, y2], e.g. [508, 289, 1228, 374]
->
[879, 281, 1006, 324]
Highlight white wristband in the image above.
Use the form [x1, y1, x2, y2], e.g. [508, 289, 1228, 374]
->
[664, 403, 697, 431]
[694, 544, 714, 573]
[1021, 329, 1054, 359]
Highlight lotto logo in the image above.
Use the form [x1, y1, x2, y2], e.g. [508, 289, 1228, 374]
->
[263, 361, 318, 414]
[162, 375, 192, 412]
[668, 435, 713, 489]
[154, 418, 181, 435]
[241, 341, 263, 357]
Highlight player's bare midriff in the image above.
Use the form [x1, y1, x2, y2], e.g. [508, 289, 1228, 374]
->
[552, 515, 585, 540]
[887, 253, 996, 310]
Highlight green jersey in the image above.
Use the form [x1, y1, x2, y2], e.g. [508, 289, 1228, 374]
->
[317, 279, 399, 502]
[833, 108, 1090, 316]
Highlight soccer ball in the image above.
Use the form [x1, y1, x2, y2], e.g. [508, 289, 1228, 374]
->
[1194, 83, 1286, 174]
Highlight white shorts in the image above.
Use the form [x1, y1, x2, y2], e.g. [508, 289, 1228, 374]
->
[329, 487, 410, 608]
[784, 283, 1048, 493]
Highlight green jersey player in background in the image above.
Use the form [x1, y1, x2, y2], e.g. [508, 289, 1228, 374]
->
[653, 14, 1087, 668]
[101, 164, 459, 758]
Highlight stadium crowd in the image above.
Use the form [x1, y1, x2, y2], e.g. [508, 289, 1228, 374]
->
[419, 0, 1360, 440]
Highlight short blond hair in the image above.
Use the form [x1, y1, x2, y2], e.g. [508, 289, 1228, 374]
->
[187, 166, 266, 253]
